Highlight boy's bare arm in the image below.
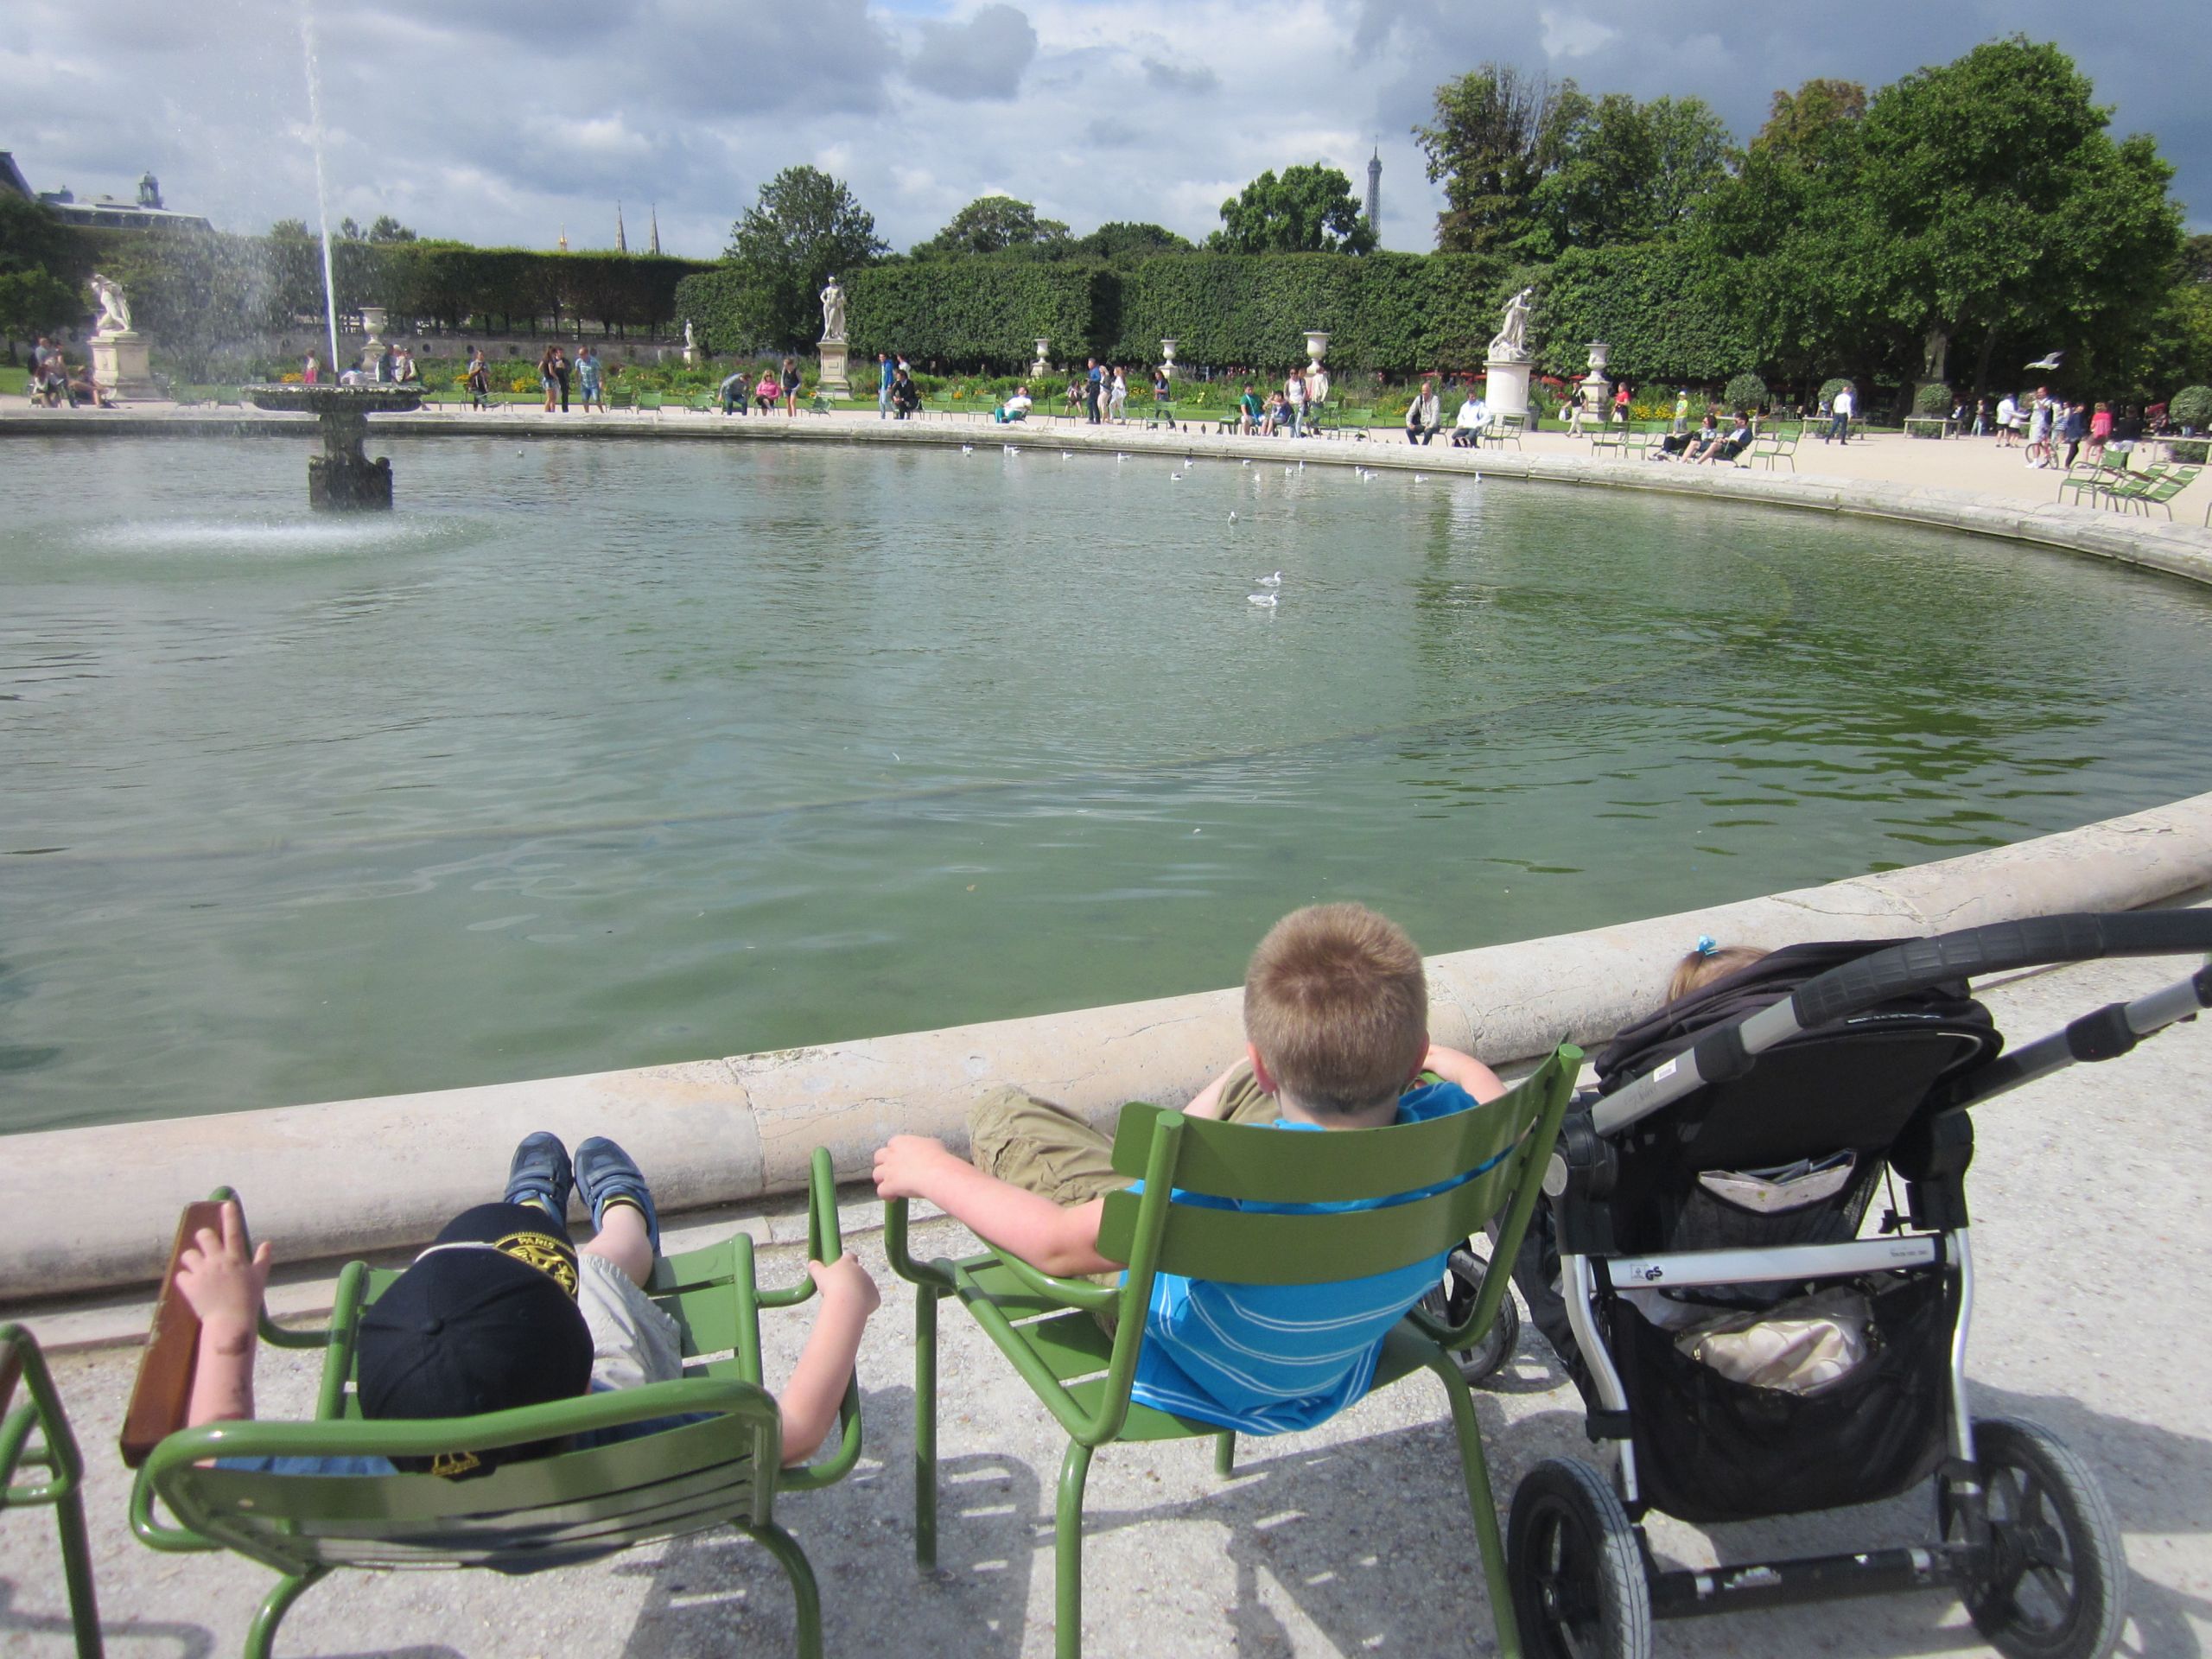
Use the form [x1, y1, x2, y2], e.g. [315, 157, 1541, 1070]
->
[1180, 1058, 1252, 1121]
[1422, 1044, 1508, 1103]
[776, 1255, 880, 1466]
[172, 1201, 274, 1427]
[873, 1135, 1117, 1277]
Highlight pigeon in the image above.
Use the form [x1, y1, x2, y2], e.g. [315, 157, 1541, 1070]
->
[1248, 594, 1279, 607]
[2025, 351, 2064, 372]
[1257, 571, 1281, 587]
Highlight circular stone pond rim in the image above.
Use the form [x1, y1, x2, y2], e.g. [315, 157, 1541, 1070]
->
[2, 410, 2209, 1300]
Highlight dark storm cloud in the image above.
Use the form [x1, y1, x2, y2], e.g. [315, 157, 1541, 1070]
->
[906, 4, 1039, 102]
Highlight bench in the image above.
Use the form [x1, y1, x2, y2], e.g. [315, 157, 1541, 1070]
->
[1903, 416, 1954, 440]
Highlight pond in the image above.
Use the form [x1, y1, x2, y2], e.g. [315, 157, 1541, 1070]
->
[3, 432, 2209, 1132]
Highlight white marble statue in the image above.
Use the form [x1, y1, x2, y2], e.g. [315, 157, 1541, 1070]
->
[90, 273, 132, 335]
[683, 318, 696, 352]
[819, 276, 847, 343]
[1489, 286, 1533, 361]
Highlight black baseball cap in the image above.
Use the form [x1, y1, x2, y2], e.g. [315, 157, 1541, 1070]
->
[356, 1203, 594, 1478]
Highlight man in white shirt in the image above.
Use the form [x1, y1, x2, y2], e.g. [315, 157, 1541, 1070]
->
[1450, 394, 1490, 448]
[1283, 370, 1306, 438]
[1825, 384, 1853, 444]
[1994, 392, 2018, 448]
[995, 385, 1033, 423]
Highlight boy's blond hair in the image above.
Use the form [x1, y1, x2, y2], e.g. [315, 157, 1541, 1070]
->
[1666, 944, 1767, 1004]
[1243, 904, 1428, 1116]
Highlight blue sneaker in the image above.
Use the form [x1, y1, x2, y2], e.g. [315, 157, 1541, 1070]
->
[575, 1136, 659, 1254]
[504, 1131, 574, 1223]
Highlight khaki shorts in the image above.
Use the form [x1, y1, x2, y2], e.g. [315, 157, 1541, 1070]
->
[577, 1251, 683, 1392]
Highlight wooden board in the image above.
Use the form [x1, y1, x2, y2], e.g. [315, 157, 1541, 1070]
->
[119, 1199, 228, 1468]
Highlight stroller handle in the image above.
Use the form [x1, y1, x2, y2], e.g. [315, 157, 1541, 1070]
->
[1592, 909, 2212, 1139]
[1789, 911, 2212, 1031]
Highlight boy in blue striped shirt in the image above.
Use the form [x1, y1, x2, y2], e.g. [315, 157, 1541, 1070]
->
[872, 903, 1504, 1433]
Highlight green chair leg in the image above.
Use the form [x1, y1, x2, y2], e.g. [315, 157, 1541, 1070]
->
[1053, 1441, 1094, 1659]
[1213, 1432, 1235, 1477]
[56, 1486, 104, 1658]
[751, 1521, 823, 1659]
[244, 1569, 322, 1659]
[1428, 1351, 1522, 1659]
[914, 1285, 941, 1571]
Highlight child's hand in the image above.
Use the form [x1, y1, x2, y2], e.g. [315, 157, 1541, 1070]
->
[807, 1255, 881, 1319]
[872, 1134, 958, 1202]
[174, 1201, 273, 1346]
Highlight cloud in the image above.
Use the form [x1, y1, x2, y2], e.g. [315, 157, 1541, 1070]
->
[1141, 56, 1220, 94]
[1536, 9, 1618, 60]
[906, 4, 1039, 101]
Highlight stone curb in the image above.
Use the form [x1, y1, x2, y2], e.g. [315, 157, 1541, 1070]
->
[4, 789, 2209, 1305]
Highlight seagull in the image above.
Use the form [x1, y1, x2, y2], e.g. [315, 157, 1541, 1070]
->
[1061, 450, 1071, 459]
[1257, 570, 1281, 587]
[961, 444, 974, 454]
[1004, 443, 1020, 454]
[1414, 474, 1427, 483]
[1171, 470, 1183, 480]
[1240, 458, 1252, 466]
[1116, 453, 1128, 462]
[1228, 511, 1237, 523]
[1184, 454, 1195, 467]
[1248, 594, 1279, 607]
[2025, 351, 2064, 372]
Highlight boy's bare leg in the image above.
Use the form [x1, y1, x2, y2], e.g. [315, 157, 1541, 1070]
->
[582, 1205, 652, 1288]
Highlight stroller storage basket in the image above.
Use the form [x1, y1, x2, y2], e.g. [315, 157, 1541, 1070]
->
[1612, 1269, 1955, 1524]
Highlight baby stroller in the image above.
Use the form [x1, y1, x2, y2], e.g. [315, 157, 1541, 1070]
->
[1427, 910, 2212, 1658]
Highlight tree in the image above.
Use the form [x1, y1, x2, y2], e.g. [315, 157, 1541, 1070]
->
[268, 217, 312, 240]
[1073, 221, 1192, 266]
[0, 195, 85, 360]
[1208, 165, 1376, 254]
[337, 217, 364, 241]
[1416, 63, 1580, 254]
[1520, 92, 1736, 257]
[366, 215, 417, 244]
[1751, 79, 1867, 162]
[913, 194, 1071, 257]
[721, 165, 888, 348]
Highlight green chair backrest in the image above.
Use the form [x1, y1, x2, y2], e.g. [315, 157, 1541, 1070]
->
[1096, 1047, 1574, 1288]
[142, 1380, 780, 1578]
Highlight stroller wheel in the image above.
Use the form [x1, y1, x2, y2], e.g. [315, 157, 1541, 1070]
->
[1948, 1418, 2125, 1659]
[1507, 1458, 1653, 1659]
[1417, 1244, 1522, 1386]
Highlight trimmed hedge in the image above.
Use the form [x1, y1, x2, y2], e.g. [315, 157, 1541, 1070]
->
[1912, 381, 1954, 416]
[1112, 252, 1510, 374]
[1535, 243, 1758, 385]
[2170, 385, 2212, 430]
[848, 261, 1117, 369]
[1722, 372, 1769, 411]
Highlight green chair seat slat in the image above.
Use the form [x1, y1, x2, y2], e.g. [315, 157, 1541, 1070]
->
[950, 1255, 1082, 1320]
[1097, 1153, 1523, 1285]
[1006, 1311, 1116, 1382]
[1107, 1090, 1529, 1201]
[1058, 1379, 1224, 1443]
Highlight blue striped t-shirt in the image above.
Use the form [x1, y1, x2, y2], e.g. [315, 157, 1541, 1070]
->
[1126, 1078, 1484, 1434]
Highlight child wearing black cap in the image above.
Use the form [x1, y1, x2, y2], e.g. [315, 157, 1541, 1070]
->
[175, 1133, 877, 1474]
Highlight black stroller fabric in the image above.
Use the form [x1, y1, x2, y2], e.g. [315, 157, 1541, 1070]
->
[1506, 938, 2003, 1522]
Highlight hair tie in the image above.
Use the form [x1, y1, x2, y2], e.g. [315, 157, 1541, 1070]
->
[1694, 935, 1719, 958]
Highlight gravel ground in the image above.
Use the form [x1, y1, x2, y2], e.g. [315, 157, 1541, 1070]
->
[3, 946, 2208, 1658]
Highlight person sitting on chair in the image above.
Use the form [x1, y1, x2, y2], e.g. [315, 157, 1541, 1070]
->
[1450, 392, 1489, 448]
[1687, 413, 1753, 465]
[994, 385, 1033, 423]
[174, 1134, 877, 1475]
[872, 904, 1508, 1434]
[719, 369, 753, 415]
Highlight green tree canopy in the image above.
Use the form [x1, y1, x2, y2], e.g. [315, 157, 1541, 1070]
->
[1073, 221, 1193, 265]
[1750, 79, 1867, 161]
[720, 165, 889, 349]
[1520, 92, 1736, 257]
[365, 215, 416, 245]
[1208, 165, 1376, 254]
[1416, 63, 1580, 254]
[913, 194, 1070, 257]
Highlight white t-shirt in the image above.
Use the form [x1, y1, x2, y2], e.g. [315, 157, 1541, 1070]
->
[1285, 375, 1306, 408]
[1996, 396, 2018, 428]
[1004, 393, 1032, 414]
[1455, 398, 1489, 429]
[1833, 387, 1853, 417]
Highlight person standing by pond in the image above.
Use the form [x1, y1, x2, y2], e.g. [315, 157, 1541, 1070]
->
[302, 352, 319, 386]
[551, 347, 572, 413]
[467, 346, 490, 410]
[1152, 365, 1174, 429]
[1108, 364, 1128, 423]
[779, 355, 802, 416]
[878, 352, 894, 419]
[538, 345, 558, 412]
[575, 345, 604, 412]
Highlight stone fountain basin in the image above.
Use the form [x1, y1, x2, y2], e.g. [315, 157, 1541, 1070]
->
[245, 385, 423, 415]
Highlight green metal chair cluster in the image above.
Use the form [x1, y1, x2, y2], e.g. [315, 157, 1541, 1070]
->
[124, 1150, 860, 1659]
[2059, 457, 2202, 517]
[2, 1325, 104, 1657]
[886, 1045, 1579, 1659]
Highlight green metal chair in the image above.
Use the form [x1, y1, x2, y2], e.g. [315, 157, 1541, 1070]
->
[887, 1045, 1580, 1659]
[2, 1325, 104, 1657]
[2133, 464, 2200, 518]
[129, 1152, 861, 1659]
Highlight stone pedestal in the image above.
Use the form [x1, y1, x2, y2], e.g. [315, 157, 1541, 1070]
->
[308, 452, 394, 511]
[90, 331, 159, 402]
[817, 340, 850, 399]
[1484, 355, 1532, 422]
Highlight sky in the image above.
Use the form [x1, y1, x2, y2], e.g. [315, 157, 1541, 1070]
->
[5, 0, 2207, 261]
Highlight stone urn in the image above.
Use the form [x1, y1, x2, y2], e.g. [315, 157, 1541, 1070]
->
[359, 306, 388, 357]
[1032, 338, 1052, 378]
[1586, 341, 1611, 372]
[1160, 339, 1178, 375]
[1304, 330, 1330, 371]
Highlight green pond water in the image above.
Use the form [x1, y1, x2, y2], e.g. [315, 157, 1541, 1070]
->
[3, 433, 2209, 1134]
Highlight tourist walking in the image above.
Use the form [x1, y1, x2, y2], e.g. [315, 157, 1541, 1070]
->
[575, 346, 604, 412]
[1567, 385, 1588, 437]
[538, 345, 558, 412]
[1612, 382, 1631, 425]
[1284, 367, 1306, 438]
[467, 346, 490, 410]
[1825, 382, 1853, 444]
[878, 352, 893, 418]
[1994, 391, 2018, 447]
[2025, 392, 2052, 468]
[1108, 365, 1128, 423]
[2087, 401, 2113, 464]
[302, 352, 319, 386]
[780, 355, 802, 416]
[1152, 365, 1174, 429]
[551, 346, 571, 412]
[1084, 358, 1103, 424]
